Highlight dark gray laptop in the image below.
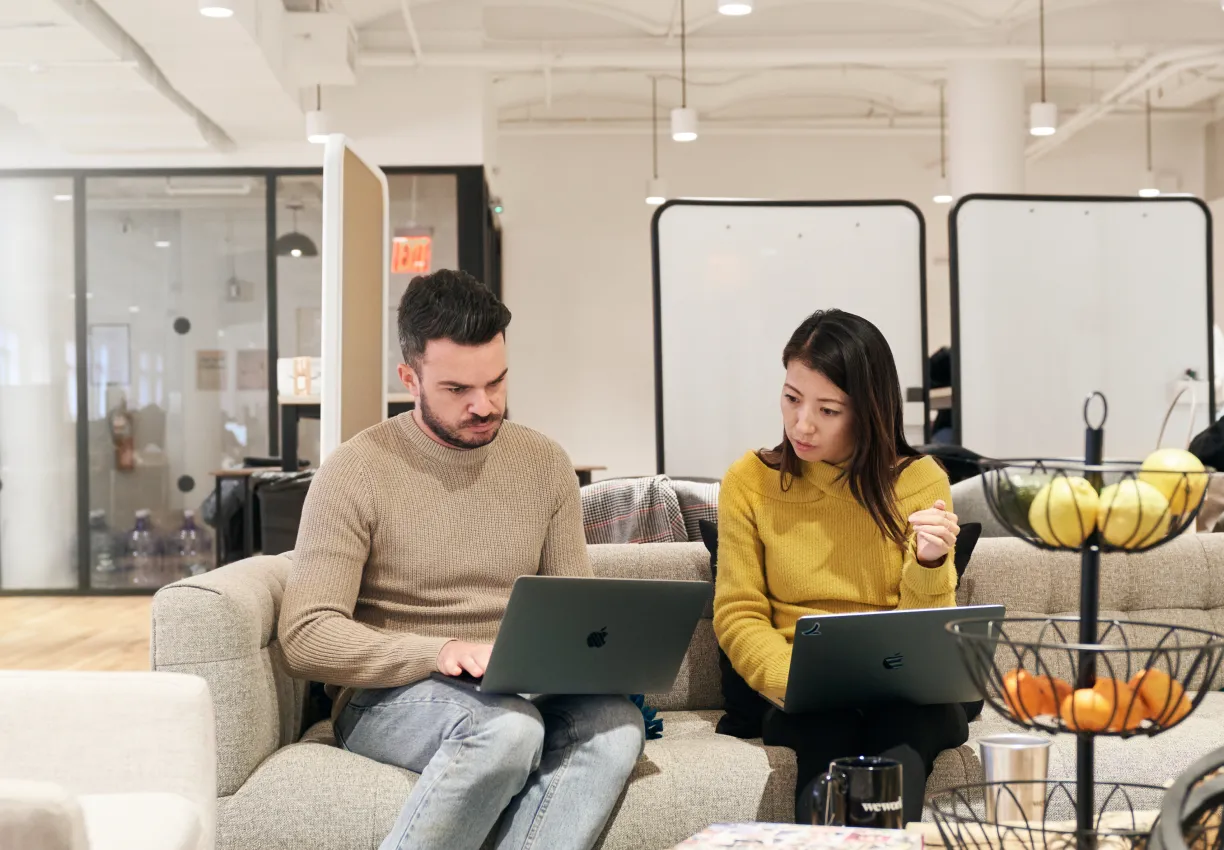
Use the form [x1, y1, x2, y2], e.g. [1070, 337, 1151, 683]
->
[768, 605, 1005, 713]
[443, 576, 711, 696]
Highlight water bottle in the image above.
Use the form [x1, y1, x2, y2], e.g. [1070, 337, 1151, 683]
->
[126, 509, 162, 588]
[173, 510, 213, 579]
[88, 509, 123, 589]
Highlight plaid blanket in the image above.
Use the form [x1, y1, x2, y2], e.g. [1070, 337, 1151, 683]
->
[672, 479, 720, 542]
[580, 476, 688, 544]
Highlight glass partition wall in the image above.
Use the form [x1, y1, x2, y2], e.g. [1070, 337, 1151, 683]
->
[0, 166, 496, 593]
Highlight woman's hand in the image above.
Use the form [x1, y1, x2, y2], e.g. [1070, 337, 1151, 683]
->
[909, 499, 959, 565]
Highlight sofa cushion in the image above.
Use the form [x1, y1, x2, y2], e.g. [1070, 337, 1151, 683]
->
[590, 543, 724, 712]
[962, 691, 1224, 785]
[216, 713, 795, 850]
[79, 792, 201, 850]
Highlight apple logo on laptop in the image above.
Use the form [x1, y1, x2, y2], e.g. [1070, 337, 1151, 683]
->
[882, 653, 904, 670]
[587, 628, 608, 649]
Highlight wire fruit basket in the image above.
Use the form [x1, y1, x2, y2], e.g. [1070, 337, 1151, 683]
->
[928, 780, 1166, 850]
[928, 393, 1223, 850]
[949, 617, 1224, 737]
[979, 460, 1208, 553]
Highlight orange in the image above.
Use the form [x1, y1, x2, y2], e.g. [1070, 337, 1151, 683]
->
[1128, 669, 1188, 724]
[1004, 669, 1056, 719]
[1040, 675, 1073, 707]
[1060, 689, 1113, 732]
[1093, 678, 1142, 731]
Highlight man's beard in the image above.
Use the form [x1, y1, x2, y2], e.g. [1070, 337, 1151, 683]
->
[418, 390, 503, 449]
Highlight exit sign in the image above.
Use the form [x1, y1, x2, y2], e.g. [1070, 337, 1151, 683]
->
[391, 234, 432, 275]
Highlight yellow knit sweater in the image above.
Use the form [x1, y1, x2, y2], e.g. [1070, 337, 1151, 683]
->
[712, 452, 957, 696]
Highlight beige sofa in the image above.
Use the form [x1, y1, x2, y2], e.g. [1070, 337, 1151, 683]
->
[150, 534, 1224, 850]
[0, 670, 216, 850]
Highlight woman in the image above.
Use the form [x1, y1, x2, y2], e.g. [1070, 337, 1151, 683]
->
[712, 309, 966, 825]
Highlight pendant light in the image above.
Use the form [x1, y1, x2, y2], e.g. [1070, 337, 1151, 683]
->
[305, 1, 332, 143]
[933, 84, 952, 204]
[306, 85, 331, 144]
[671, 0, 698, 142]
[1029, 0, 1057, 136]
[276, 204, 318, 258]
[718, 0, 753, 14]
[198, 0, 235, 18]
[1138, 90, 1159, 197]
[646, 78, 668, 205]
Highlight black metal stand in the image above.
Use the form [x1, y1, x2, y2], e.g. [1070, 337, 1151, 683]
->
[1077, 394, 1107, 848]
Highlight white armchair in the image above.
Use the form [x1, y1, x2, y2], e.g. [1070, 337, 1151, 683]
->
[0, 671, 216, 850]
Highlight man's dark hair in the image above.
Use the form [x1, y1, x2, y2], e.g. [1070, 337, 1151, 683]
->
[397, 270, 511, 367]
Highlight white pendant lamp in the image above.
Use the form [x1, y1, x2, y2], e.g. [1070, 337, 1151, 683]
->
[198, 0, 235, 17]
[671, 108, 698, 142]
[1029, 0, 1057, 136]
[306, 85, 331, 144]
[1138, 91, 1159, 197]
[933, 85, 952, 204]
[647, 78, 669, 204]
[718, 0, 753, 15]
[646, 178, 669, 206]
[672, 0, 698, 142]
[1030, 102, 1057, 137]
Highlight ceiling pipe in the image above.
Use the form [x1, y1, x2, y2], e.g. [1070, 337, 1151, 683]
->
[398, 0, 424, 63]
[48, 0, 234, 151]
[1025, 45, 1224, 161]
[360, 44, 1149, 71]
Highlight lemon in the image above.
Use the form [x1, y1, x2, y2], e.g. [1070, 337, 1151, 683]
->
[1098, 479, 1171, 549]
[1139, 448, 1208, 515]
[1029, 477, 1098, 547]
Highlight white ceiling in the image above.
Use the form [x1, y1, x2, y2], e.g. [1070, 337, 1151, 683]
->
[4, 0, 1224, 155]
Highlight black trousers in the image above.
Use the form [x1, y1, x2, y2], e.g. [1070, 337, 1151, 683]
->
[762, 701, 969, 825]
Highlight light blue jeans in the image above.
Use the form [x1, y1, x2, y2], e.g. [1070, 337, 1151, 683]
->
[335, 677, 645, 850]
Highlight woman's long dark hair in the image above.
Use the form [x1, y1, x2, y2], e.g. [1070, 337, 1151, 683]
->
[759, 309, 919, 546]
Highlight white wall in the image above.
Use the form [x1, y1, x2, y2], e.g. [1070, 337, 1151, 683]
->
[498, 118, 1207, 480]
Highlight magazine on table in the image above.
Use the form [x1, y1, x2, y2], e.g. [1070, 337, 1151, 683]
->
[673, 823, 923, 850]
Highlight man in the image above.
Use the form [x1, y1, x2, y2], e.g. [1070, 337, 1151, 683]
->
[279, 270, 644, 850]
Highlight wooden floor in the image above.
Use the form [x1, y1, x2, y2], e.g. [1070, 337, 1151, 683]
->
[0, 596, 152, 671]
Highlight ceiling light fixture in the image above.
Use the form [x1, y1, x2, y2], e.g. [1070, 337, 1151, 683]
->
[53, 194, 72, 202]
[1029, 0, 1057, 136]
[647, 77, 668, 205]
[718, 0, 753, 15]
[933, 84, 952, 204]
[1139, 90, 1160, 197]
[276, 204, 318, 258]
[671, 0, 698, 142]
[306, 85, 331, 143]
[155, 240, 171, 248]
[198, 0, 235, 18]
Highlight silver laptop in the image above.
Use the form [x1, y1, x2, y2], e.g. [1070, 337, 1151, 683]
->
[768, 605, 1005, 713]
[440, 576, 711, 696]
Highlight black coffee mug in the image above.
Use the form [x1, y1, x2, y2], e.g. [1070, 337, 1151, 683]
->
[810, 756, 904, 829]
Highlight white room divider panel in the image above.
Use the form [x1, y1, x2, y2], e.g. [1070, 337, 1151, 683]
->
[321, 135, 390, 463]
[652, 200, 929, 479]
[952, 194, 1214, 461]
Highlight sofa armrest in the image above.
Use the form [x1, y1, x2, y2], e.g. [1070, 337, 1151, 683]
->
[152, 554, 307, 797]
[0, 780, 88, 850]
[0, 672, 215, 850]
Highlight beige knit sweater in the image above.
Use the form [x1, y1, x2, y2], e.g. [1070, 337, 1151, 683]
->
[278, 413, 592, 690]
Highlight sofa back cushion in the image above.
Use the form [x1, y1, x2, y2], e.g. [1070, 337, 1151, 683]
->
[958, 533, 1224, 689]
[151, 555, 307, 797]
[588, 543, 723, 711]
